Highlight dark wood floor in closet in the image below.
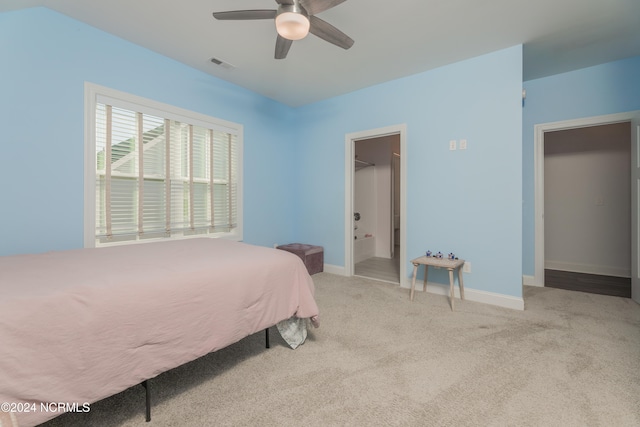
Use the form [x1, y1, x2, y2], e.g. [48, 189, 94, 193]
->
[544, 269, 631, 298]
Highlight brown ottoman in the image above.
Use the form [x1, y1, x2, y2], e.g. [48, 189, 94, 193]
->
[277, 243, 324, 275]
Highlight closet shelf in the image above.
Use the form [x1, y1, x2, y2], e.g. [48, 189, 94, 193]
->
[355, 157, 375, 170]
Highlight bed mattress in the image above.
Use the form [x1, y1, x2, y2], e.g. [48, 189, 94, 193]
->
[0, 238, 319, 426]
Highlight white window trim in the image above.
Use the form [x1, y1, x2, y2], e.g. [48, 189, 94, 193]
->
[84, 82, 243, 248]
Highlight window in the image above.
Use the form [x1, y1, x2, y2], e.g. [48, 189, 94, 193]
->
[84, 83, 242, 247]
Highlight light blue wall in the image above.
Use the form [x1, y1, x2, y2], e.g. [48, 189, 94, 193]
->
[294, 46, 524, 297]
[0, 8, 297, 256]
[3, 8, 637, 297]
[522, 56, 640, 275]
[1, 8, 525, 299]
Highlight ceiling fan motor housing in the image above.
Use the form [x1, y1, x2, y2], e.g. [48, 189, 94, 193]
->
[276, 3, 310, 40]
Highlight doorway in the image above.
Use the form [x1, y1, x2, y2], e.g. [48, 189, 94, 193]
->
[533, 111, 640, 303]
[344, 124, 407, 286]
[543, 123, 631, 297]
[352, 135, 400, 283]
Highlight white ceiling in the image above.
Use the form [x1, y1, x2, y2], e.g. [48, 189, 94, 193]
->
[4, 0, 640, 107]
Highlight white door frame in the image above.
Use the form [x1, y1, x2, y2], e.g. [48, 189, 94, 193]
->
[533, 111, 640, 288]
[345, 124, 407, 286]
[631, 116, 639, 303]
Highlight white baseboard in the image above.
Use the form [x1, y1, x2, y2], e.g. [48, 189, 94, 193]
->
[462, 287, 525, 311]
[323, 264, 346, 276]
[402, 281, 525, 311]
[522, 275, 539, 287]
[545, 260, 630, 278]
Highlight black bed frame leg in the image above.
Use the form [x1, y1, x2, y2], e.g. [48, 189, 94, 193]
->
[140, 330, 268, 423]
[142, 380, 151, 422]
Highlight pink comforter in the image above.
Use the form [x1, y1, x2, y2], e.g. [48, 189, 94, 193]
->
[0, 238, 318, 426]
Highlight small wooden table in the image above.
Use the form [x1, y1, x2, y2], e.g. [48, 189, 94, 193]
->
[410, 256, 465, 310]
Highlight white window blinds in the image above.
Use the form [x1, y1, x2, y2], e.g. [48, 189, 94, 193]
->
[95, 102, 239, 244]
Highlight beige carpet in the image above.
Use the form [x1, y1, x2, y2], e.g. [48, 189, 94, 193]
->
[42, 273, 640, 427]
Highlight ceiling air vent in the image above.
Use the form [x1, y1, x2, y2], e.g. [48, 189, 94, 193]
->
[210, 57, 235, 69]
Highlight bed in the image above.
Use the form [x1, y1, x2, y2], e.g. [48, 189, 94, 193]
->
[0, 238, 319, 427]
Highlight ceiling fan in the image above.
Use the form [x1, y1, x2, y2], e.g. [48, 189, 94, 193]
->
[212, 0, 354, 59]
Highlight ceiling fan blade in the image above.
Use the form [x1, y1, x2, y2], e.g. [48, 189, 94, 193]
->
[299, 0, 346, 15]
[309, 15, 354, 50]
[275, 35, 293, 59]
[212, 10, 277, 20]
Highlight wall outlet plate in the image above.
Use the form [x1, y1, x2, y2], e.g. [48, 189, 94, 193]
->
[463, 261, 471, 273]
[449, 139, 457, 150]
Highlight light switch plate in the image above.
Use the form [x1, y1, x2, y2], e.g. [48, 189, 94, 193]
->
[459, 139, 467, 150]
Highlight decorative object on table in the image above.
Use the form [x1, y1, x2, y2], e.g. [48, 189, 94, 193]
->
[435, 252, 443, 259]
[426, 250, 432, 257]
[448, 253, 456, 260]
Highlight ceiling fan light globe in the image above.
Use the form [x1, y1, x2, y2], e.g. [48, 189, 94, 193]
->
[275, 12, 310, 40]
